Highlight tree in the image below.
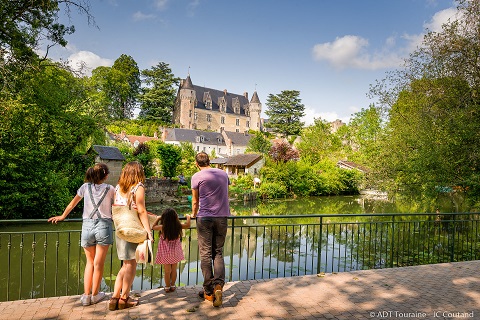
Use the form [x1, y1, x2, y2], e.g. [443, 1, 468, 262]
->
[156, 143, 182, 178]
[297, 118, 342, 165]
[246, 132, 272, 154]
[369, 0, 480, 198]
[346, 104, 384, 165]
[265, 90, 305, 136]
[268, 140, 299, 163]
[0, 61, 102, 219]
[90, 54, 140, 119]
[138, 62, 180, 123]
[177, 142, 197, 177]
[0, 0, 94, 88]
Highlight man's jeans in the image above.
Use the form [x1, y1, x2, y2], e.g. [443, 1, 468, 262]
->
[196, 217, 228, 294]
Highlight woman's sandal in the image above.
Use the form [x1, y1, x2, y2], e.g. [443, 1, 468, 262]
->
[118, 296, 138, 310]
[170, 286, 176, 292]
[108, 297, 119, 311]
[165, 286, 171, 293]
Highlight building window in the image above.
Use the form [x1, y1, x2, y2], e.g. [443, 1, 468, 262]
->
[236, 118, 239, 126]
[246, 121, 250, 127]
[218, 148, 221, 154]
[189, 110, 192, 118]
[194, 112, 198, 120]
[221, 116, 225, 124]
[207, 114, 211, 122]
[203, 147, 206, 152]
[236, 129, 239, 132]
[196, 146, 200, 151]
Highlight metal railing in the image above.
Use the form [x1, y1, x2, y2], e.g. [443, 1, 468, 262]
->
[1, 212, 479, 301]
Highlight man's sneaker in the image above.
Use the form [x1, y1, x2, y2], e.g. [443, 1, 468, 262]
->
[213, 284, 223, 307]
[198, 290, 214, 301]
[80, 294, 91, 306]
[91, 291, 106, 304]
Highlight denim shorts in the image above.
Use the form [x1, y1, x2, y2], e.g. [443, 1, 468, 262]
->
[81, 218, 113, 247]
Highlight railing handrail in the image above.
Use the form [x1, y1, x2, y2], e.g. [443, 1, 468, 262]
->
[1, 211, 476, 224]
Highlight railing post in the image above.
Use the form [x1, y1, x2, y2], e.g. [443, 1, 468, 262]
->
[390, 215, 395, 268]
[316, 216, 323, 274]
[229, 218, 235, 281]
[450, 214, 456, 262]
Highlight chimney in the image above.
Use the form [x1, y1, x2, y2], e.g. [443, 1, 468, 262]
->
[223, 89, 227, 95]
[243, 92, 248, 100]
[161, 127, 167, 142]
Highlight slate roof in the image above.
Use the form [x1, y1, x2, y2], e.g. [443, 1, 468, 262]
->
[223, 131, 252, 146]
[250, 91, 260, 103]
[90, 145, 125, 161]
[224, 153, 262, 167]
[210, 157, 228, 164]
[164, 128, 225, 146]
[185, 76, 250, 116]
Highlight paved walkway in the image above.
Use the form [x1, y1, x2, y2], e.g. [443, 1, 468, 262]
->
[0, 261, 479, 320]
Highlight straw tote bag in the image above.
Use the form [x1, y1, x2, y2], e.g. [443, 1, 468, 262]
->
[112, 205, 158, 243]
[112, 190, 158, 243]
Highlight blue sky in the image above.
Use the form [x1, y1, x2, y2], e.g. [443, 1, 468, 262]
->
[50, 0, 457, 125]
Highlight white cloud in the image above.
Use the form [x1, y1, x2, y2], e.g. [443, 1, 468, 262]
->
[312, 5, 458, 71]
[154, 0, 168, 10]
[302, 107, 350, 126]
[187, 0, 200, 17]
[67, 51, 113, 75]
[133, 11, 156, 21]
[312, 35, 403, 70]
[424, 7, 458, 32]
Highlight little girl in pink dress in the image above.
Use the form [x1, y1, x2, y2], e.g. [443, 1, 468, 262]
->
[152, 208, 191, 292]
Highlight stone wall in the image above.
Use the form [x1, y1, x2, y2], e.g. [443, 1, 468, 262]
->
[144, 178, 179, 203]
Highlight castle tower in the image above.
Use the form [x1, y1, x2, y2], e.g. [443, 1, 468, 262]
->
[249, 91, 262, 131]
[174, 75, 196, 129]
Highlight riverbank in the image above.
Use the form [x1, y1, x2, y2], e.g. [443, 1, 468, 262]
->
[1, 260, 478, 319]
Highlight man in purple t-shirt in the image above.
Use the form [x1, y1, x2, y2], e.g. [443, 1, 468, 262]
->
[191, 152, 230, 307]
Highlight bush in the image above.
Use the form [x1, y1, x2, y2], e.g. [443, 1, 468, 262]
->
[257, 182, 288, 199]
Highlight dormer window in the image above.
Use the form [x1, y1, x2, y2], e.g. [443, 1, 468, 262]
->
[245, 105, 250, 117]
[232, 97, 240, 114]
[218, 96, 226, 111]
[203, 92, 212, 109]
[196, 135, 205, 143]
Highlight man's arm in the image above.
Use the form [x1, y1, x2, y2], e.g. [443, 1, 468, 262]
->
[191, 188, 199, 218]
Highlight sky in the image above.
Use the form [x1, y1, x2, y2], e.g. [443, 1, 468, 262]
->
[49, 0, 458, 125]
